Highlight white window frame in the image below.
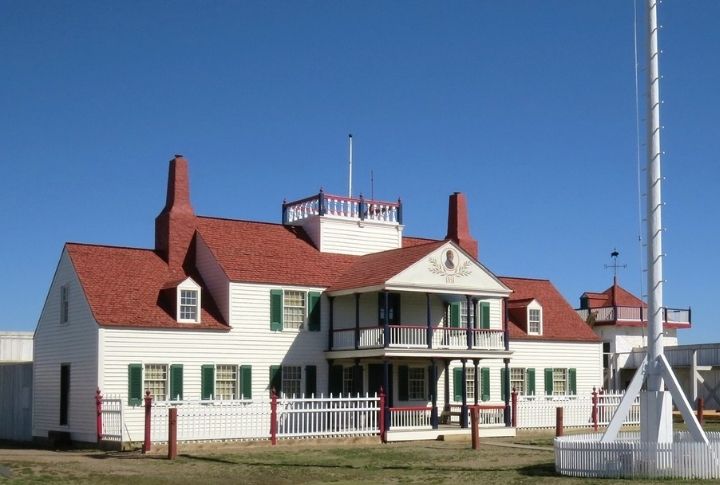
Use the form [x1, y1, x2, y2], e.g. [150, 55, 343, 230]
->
[60, 284, 69, 324]
[553, 368, 568, 396]
[527, 301, 543, 335]
[144, 363, 169, 401]
[342, 367, 354, 396]
[177, 277, 201, 323]
[283, 290, 307, 330]
[215, 364, 238, 400]
[282, 365, 302, 397]
[510, 368, 527, 396]
[465, 367, 476, 401]
[408, 367, 426, 401]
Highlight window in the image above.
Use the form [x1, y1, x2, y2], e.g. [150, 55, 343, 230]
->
[466, 367, 476, 401]
[60, 285, 69, 324]
[282, 365, 302, 397]
[144, 364, 168, 401]
[180, 289, 199, 321]
[342, 367, 354, 395]
[553, 368, 567, 396]
[511, 368, 527, 395]
[408, 367, 426, 400]
[216, 364, 238, 400]
[528, 309, 541, 334]
[283, 291, 306, 329]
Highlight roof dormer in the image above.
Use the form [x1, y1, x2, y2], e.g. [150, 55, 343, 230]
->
[161, 276, 202, 324]
[508, 298, 543, 336]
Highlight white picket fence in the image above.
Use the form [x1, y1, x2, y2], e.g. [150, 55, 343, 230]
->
[556, 432, 720, 479]
[517, 393, 640, 429]
[148, 394, 380, 443]
[100, 395, 124, 441]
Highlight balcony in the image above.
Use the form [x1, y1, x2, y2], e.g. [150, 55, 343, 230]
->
[331, 325, 505, 351]
[575, 306, 691, 327]
[282, 191, 402, 225]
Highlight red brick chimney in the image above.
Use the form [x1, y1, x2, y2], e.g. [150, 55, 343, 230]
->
[445, 192, 478, 259]
[155, 155, 196, 272]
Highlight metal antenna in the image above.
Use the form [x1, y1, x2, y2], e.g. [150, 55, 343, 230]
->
[348, 134, 353, 198]
[370, 169, 374, 201]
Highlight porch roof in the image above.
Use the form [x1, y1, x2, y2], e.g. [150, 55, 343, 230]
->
[325, 348, 513, 360]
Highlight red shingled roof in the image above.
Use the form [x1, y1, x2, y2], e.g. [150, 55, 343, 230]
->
[500, 277, 599, 342]
[66, 243, 227, 330]
[582, 282, 646, 308]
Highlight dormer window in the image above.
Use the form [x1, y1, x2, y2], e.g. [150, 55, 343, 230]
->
[176, 278, 201, 323]
[528, 305, 542, 335]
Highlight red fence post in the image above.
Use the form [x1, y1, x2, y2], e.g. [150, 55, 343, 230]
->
[95, 388, 103, 444]
[511, 388, 518, 428]
[556, 407, 564, 437]
[379, 387, 386, 444]
[591, 387, 598, 432]
[270, 388, 278, 445]
[168, 408, 177, 460]
[697, 397, 705, 425]
[142, 390, 153, 454]
[471, 406, 480, 450]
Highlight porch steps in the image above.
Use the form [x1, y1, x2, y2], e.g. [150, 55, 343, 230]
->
[386, 426, 516, 442]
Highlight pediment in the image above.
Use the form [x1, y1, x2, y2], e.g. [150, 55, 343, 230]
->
[386, 241, 511, 296]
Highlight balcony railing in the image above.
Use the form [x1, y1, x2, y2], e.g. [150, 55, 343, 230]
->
[575, 306, 690, 326]
[282, 191, 402, 225]
[331, 325, 505, 351]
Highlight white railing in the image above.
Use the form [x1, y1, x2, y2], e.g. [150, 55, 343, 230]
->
[389, 407, 432, 430]
[325, 195, 361, 219]
[516, 393, 639, 429]
[471, 329, 504, 349]
[278, 394, 379, 438]
[576, 306, 690, 325]
[283, 193, 401, 225]
[100, 395, 123, 441]
[364, 200, 400, 223]
[556, 432, 720, 479]
[431, 327, 467, 349]
[152, 399, 269, 442]
[359, 327, 383, 348]
[389, 325, 426, 348]
[284, 196, 321, 223]
[665, 308, 690, 324]
[332, 329, 355, 350]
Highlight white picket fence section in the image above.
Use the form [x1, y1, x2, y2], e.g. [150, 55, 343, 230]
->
[556, 432, 720, 479]
[149, 394, 380, 443]
[278, 394, 379, 438]
[390, 407, 433, 430]
[517, 393, 640, 429]
[100, 395, 124, 441]
[152, 399, 270, 442]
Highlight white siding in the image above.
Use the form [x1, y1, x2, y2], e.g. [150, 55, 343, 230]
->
[195, 235, 230, 324]
[0, 332, 33, 362]
[318, 217, 402, 255]
[33, 249, 99, 443]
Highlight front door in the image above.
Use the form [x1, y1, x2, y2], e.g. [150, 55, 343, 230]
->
[378, 293, 401, 325]
[60, 364, 70, 426]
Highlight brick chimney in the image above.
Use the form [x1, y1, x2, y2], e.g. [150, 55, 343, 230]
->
[445, 192, 478, 259]
[155, 155, 196, 272]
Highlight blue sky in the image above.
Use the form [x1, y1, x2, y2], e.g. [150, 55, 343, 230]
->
[1, 1, 718, 344]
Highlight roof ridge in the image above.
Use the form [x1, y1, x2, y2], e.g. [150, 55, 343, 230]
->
[197, 215, 283, 226]
[66, 242, 157, 253]
[498, 275, 551, 282]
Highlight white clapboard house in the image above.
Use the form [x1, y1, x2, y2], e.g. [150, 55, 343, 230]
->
[32, 156, 602, 444]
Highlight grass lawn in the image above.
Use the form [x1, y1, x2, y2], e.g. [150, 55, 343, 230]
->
[1, 424, 718, 484]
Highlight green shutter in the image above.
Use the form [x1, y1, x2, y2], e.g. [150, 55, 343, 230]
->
[269, 365, 282, 394]
[481, 367, 490, 401]
[329, 365, 343, 395]
[527, 368, 536, 396]
[481, 302, 491, 329]
[270, 289, 283, 331]
[568, 368, 577, 395]
[453, 367, 463, 402]
[201, 365, 215, 400]
[544, 368, 553, 396]
[500, 368, 507, 401]
[128, 363, 142, 406]
[240, 365, 252, 399]
[305, 365, 317, 396]
[449, 302, 461, 328]
[398, 365, 409, 401]
[308, 292, 321, 331]
[170, 364, 183, 400]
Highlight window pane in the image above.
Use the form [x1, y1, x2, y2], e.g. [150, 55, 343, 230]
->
[282, 365, 301, 397]
[216, 364, 238, 400]
[342, 367, 354, 395]
[510, 368, 526, 395]
[180, 289, 198, 321]
[144, 364, 168, 401]
[465, 367, 475, 401]
[408, 367, 425, 400]
[553, 368, 567, 395]
[283, 291, 306, 329]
